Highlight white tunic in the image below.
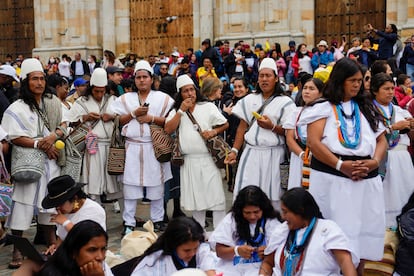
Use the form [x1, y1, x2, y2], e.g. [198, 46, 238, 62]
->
[208, 213, 281, 276]
[298, 101, 386, 261]
[166, 103, 227, 211]
[131, 243, 216, 276]
[65, 95, 121, 197]
[283, 106, 307, 189]
[380, 104, 414, 228]
[55, 198, 106, 240]
[264, 220, 356, 275]
[110, 91, 173, 198]
[232, 93, 296, 202]
[2, 100, 60, 209]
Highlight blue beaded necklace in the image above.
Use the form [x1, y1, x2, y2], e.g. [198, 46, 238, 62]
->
[373, 100, 400, 148]
[332, 100, 361, 149]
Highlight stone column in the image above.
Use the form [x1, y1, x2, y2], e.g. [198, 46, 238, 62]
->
[102, 0, 116, 52]
[197, 0, 214, 44]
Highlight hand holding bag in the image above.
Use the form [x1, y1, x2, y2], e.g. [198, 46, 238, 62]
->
[107, 116, 126, 175]
[186, 111, 231, 169]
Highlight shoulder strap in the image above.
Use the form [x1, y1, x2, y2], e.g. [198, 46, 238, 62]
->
[160, 95, 170, 117]
[186, 111, 203, 135]
[246, 94, 278, 133]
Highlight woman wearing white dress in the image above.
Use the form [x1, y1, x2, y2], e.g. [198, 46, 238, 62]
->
[208, 185, 281, 276]
[284, 78, 324, 189]
[299, 58, 388, 271]
[130, 217, 216, 276]
[165, 74, 228, 229]
[370, 72, 414, 229]
[260, 188, 357, 276]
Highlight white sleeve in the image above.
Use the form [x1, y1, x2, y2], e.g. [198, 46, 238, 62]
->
[109, 94, 129, 115]
[208, 213, 236, 249]
[264, 222, 289, 255]
[207, 103, 227, 127]
[283, 106, 301, 129]
[166, 109, 177, 123]
[320, 220, 356, 261]
[297, 101, 331, 126]
[197, 243, 217, 272]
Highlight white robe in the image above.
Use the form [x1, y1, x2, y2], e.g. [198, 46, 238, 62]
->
[166, 103, 227, 211]
[65, 95, 121, 197]
[131, 243, 216, 276]
[109, 91, 173, 199]
[298, 101, 386, 261]
[232, 93, 296, 202]
[208, 213, 280, 276]
[264, 220, 356, 275]
[380, 105, 414, 228]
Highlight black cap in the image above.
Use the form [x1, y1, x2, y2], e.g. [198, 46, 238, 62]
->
[158, 51, 165, 56]
[106, 66, 124, 74]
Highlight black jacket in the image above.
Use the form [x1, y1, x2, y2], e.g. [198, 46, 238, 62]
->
[395, 208, 414, 275]
[70, 60, 90, 77]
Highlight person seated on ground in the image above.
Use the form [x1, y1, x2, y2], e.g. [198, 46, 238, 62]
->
[208, 185, 282, 276]
[128, 217, 216, 276]
[34, 220, 112, 276]
[394, 191, 414, 276]
[259, 187, 357, 276]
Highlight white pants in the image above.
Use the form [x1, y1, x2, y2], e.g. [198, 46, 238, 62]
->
[6, 202, 54, 230]
[123, 198, 164, 227]
[193, 210, 226, 229]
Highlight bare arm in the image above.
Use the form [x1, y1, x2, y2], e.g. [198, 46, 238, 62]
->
[286, 129, 304, 157]
[224, 119, 247, 164]
[258, 252, 275, 276]
[332, 249, 357, 276]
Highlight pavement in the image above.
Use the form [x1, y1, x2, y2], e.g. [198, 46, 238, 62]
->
[0, 177, 233, 275]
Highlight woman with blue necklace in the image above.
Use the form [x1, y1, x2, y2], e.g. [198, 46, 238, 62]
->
[370, 72, 414, 229]
[129, 216, 216, 276]
[297, 58, 388, 274]
[260, 188, 357, 275]
[208, 185, 281, 275]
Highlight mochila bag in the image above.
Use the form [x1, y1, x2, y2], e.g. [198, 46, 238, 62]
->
[301, 147, 312, 190]
[107, 116, 125, 175]
[170, 130, 184, 166]
[279, 144, 290, 190]
[0, 143, 13, 218]
[186, 111, 231, 169]
[11, 145, 46, 184]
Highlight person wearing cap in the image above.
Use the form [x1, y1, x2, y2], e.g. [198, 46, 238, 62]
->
[176, 56, 192, 78]
[0, 64, 19, 118]
[164, 74, 228, 229]
[168, 52, 180, 76]
[110, 60, 174, 234]
[311, 40, 335, 71]
[2, 58, 65, 268]
[64, 68, 121, 208]
[101, 49, 124, 70]
[158, 51, 169, 64]
[284, 40, 297, 85]
[66, 77, 88, 104]
[106, 66, 125, 96]
[225, 58, 296, 208]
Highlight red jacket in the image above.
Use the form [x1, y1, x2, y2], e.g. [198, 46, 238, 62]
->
[395, 86, 412, 109]
[291, 51, 313, 78]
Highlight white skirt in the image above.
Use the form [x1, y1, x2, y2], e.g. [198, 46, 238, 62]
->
[309, 170, 385, 261]
[287, 152, 303, 189]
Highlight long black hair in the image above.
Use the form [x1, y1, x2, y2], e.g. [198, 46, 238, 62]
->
[135, 217, 205, 266]
[370, 72, 394, 99]
[19, 73, 54, 111]
[281, 187, 323, 220]
[232, 185, 281, 242]
[38, 220, 108, 276]
[322, 58, 379, 131]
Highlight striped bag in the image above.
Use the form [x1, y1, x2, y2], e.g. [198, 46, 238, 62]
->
[301, 147, 311, 189]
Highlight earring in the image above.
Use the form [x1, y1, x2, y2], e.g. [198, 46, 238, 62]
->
[73, 200, 80, 211]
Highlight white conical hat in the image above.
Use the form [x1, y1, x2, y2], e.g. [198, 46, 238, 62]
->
[176, 74, 195, 92]
[20, 58, 44, 80]
[134, 60, 154, 75]
[258, 57, 277, 74]
[90, 68, 108, 87]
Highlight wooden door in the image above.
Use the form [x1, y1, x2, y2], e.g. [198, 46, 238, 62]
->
[315, 0, 386, 48]
[129, 0, 193, 57]
[0, 0, 35, 62]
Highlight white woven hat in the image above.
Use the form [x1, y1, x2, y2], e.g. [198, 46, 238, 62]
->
[90, 68, 108, 87]
[176, 74, 194, 92]
[317, 40, 328, 47]
[0, 64, 19, 82]
[20, 58, 44, 81]
[171, 268, 207, 276]
[258, 57, 277, 74]
[134, 60, 154, 75]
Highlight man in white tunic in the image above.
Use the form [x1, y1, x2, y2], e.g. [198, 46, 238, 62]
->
[110, 60, 173, 234]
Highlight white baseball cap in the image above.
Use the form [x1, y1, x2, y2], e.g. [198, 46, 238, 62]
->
[20, 58, 44, 81]
[90, 68, 108, 87]
[134, 60, 154, 75]
[258, 57, 277, 75]
[176, 74, 195, 92]
[0, 64, 19, 82]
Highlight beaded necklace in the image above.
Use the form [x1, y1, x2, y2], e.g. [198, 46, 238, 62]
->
[373, 100, 400, 148]
[332, 100, 361, 149]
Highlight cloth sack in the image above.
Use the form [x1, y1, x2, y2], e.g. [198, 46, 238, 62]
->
[11, 145, 46, 184]
[67, 123, 90, 153]
[150, 124, 174, 162]
[0, 144, 12, 218]
[107, 116, 125, 175]
[301, 147, 311, 189]
[120, 220, 158, 260]
[85, 129, 99, 155]
[61, 138, 83, 182]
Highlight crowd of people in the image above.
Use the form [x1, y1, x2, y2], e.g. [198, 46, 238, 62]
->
[0, 23, 414, 275]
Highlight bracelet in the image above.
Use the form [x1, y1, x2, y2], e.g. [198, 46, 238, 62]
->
[234, 246, 240, 257]
[231, 147, 239, 156]
[271, 124, 277, 132]
[335, 159, 343, 171]
[372, 158, 380, 168]
[33, 140, 39, 149]
[62, 220, 71, 228]
[177, 109, 185, 115]
[298, 151, 305, 159]
[151, 115, 155, 124]
[130, 111, 137, 119]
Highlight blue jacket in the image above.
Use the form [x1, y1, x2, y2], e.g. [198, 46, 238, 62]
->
[371, 31, 397, 60]
[311, 51, 334, 70]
